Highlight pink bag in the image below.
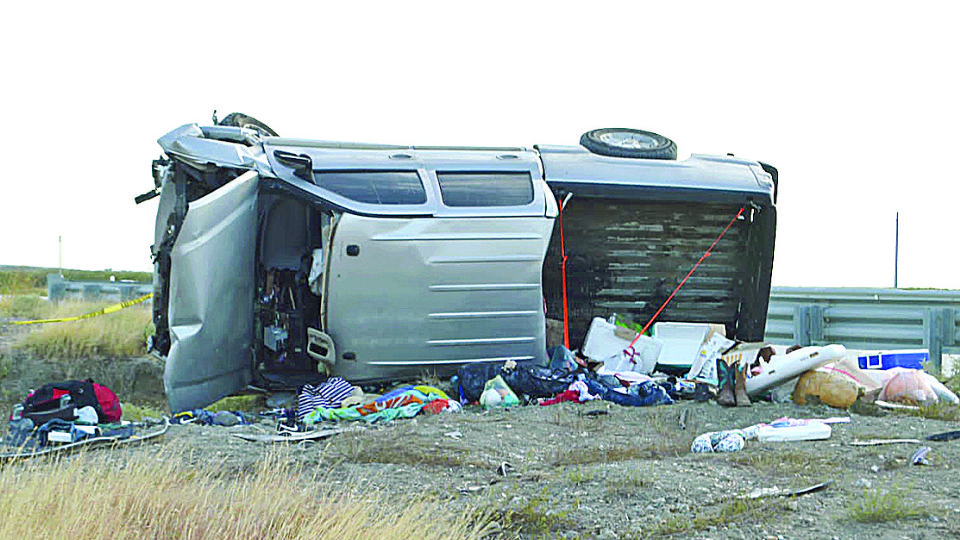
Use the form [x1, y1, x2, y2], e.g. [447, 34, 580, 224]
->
[879, 369, 937, 404]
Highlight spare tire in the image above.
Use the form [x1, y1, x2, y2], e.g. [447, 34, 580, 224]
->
[580, 128, 676, 160]
[217, 112, 279, 137]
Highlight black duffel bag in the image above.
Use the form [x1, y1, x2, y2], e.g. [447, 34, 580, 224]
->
[21, 380, 104, 425]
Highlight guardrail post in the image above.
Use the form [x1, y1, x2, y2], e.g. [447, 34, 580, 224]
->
[82, 284, 102, 302]
[793, 305, 824, 346]
[47, 273, 65, 304]
[924, 308, 953, 375]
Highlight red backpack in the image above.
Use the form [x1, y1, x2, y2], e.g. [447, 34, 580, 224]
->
[20, 380, 123, 424]
[92, 383, 122, 422]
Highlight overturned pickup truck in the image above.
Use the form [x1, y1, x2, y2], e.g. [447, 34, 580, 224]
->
[140, 114, 777, 412]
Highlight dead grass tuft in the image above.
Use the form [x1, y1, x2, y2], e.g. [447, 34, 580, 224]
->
[643, 497, 791, 538]
[907, 402, 960, 422]
[15, 301, 153, 359]
[943, 369, 960, 396]
[846, 487, 934, 523]
[121, 403, 167, 421]
[478, 489, 574, 536]
[0, 294, 48, 319]
[0, 270, 45, 296]
[0, 447, 493, 540]
[604, 467, 650, 497]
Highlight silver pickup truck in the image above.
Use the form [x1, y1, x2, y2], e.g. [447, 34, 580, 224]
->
[140, 113, 777, 412]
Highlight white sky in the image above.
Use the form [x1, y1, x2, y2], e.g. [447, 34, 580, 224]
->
[1, 1, 957, 288]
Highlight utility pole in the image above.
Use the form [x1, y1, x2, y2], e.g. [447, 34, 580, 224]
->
[59, 235, 63, 277]
[894, 213, 899, 289]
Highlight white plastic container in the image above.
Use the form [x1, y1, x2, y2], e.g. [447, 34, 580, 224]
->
[652, 322, 712, 368]
[582, 317, 662, 374]
[756, 420, 832, 442]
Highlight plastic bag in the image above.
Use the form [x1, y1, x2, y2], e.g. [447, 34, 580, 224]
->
[691, 430, 746, 453]
[879, 369, 938, 404]
[480, 375, 520, 409]
[457, 361, 577, 403]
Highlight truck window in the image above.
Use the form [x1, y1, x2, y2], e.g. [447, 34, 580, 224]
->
[436, 172, 534, 207]
[315, 171, 427, 205]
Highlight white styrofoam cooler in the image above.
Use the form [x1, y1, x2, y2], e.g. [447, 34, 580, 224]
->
[653, 322, 712, 368]
[582, 317, 662, 374]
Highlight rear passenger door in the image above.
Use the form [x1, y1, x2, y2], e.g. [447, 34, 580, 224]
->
[325, 167, 556, 382]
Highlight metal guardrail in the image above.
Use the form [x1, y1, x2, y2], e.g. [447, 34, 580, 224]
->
[765, 287, 960, 373]
[47, 273, 153, 304]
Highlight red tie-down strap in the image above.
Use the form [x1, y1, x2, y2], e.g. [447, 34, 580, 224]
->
[627, 206, 747, 350]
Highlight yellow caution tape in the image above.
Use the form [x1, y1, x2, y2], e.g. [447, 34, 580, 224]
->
[10, 293, 153, 326]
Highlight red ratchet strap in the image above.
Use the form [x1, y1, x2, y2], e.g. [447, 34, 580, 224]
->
[558, 194, 571, 349]
[627, 206, 746, 349]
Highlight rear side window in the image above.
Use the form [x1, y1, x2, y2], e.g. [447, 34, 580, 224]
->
[315, 171, 427, 205]
[436, 172, 534, 207]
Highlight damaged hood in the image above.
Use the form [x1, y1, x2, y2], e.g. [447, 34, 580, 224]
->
[158, 123, 274, 173]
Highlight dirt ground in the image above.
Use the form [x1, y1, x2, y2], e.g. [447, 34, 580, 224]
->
[1, 330, 958, 539]
[99, 392, 960, 539]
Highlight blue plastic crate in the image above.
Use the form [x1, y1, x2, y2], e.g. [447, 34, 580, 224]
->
[857, 349, 928, 370]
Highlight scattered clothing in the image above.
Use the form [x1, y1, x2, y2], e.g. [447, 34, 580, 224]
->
[76, 406, 99, 425]
[539, 379, 602, 406]
[172, 409, 215, 425]
[422, 399, 461, 414]
[297, 377, 356, 420]
[584, 378, 674, 407]
[37, 419, 88, 445]
[303, 385, 449, 425]
[539, 390, 580, 406]
[569, 380, 601, 402]
[4, 418, 35, 447]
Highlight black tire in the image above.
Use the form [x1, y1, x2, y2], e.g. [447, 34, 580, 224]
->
[217, 112, 279, 137]
[580, 128, 677, 160]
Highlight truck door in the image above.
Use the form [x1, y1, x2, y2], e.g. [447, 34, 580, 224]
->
[164, 171, 259, 412]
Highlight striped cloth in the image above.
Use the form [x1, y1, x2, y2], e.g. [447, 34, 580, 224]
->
[297, 377, 355, 420]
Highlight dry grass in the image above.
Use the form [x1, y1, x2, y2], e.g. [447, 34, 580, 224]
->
[942, 369, 960, 398]
[642, 496, 791, 538]
[846, 487, 933, 523]
[0, 270, 46, 295]
[604, 467, 651, 497]
[0, 448, 493, 540]
[478, 488, 574, 537]
[121, 403, 167, 422]
[904, 402, 960, 422]
[15, 301, 153, 359]
[206, 395, 266, 413]
[0, 294, 48, 319]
